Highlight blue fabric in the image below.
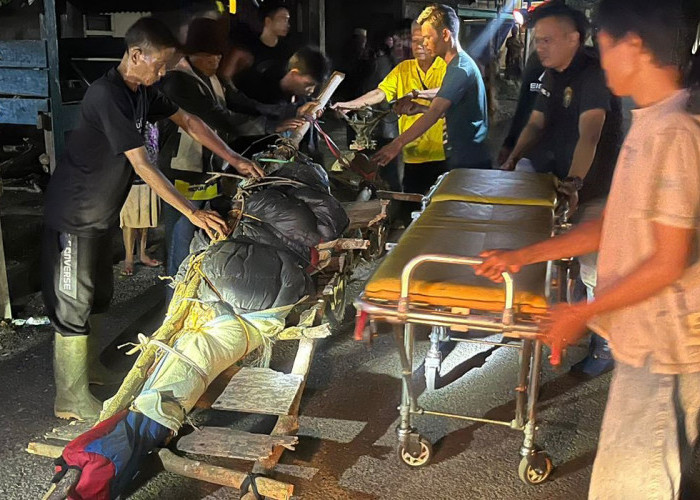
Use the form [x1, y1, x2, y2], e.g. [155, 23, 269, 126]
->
[84, 411, 170, 499]
[162, 200, 205, 303]
[436, 50, 491, 168]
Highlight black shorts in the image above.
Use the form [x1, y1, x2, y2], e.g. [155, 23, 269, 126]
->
[41, 227, 114, 336]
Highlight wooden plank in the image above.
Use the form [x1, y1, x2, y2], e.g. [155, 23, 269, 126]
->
[376, 190, 423, 203]
[26, 442, 63, 459]
[317, 238, 369, 251]
[344, 199, 389, 230]
[212, 368, 304, 416]
[43, 419, 95, 442]
[254, 338, 318, 473]
[0, 68, 49, 97]
[0, 97, 48, 125]
[176, 427, 298, 461]
[277, 323, 331, 341]
[158, 448, 294, 500]
[0, 40, 47, 68]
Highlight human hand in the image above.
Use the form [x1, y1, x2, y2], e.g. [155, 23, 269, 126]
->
[497, 146, 512, 166]
[275, 118, 306, 133]
[472, 249, 523, 283]
[187, 209, 230, 240]
[557, 179, 580, 214]
[371, 140, 402, 167]
[498, 155, 517, 171]
[393, 95, 422, 115]
[297, 101, 322, 119]
[234, 158, 265, 179]
[540, 303, 590, 367]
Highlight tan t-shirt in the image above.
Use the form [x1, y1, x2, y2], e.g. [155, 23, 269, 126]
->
[589, 90, 700, 374]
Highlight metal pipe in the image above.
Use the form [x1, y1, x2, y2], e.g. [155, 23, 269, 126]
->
[450, 338, 521, 349]
[418, 409, 512, 427]
[514, 339, 533, 429]
[356, 298, 542, 339]
[397, 254, 515, 325]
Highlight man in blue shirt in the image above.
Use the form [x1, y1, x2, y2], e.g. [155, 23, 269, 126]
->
[373, 3, 490, 170]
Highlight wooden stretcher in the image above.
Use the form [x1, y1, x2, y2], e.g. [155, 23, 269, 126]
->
[354, 169, 567, 485]
[30, 197, 389, 500]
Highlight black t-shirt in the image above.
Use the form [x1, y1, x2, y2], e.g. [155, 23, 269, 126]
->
[44, 68, 178, 236]
[235, 61, 289, 105]
[248, 37, 292, 72]
[533, 49, 623, 203]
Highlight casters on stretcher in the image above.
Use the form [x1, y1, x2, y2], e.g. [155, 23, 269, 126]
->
[397, 430, 433, 468]
[518, 450, 553, 485]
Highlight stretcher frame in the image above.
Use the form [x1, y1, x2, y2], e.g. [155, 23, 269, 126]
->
[354, 172, 572, 484]
[355, 253, 556, 484]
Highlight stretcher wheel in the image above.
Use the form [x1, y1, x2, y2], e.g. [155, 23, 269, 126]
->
[518, 452, 553, 485]
[397, 436, 433, 468]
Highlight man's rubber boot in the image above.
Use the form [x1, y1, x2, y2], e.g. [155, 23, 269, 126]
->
[87, 315, 124, 386]
[54, 333, 103, 421]
[570, 333, 614, 378]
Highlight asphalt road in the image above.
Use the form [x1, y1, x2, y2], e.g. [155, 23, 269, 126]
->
[0, 260, 610, 500]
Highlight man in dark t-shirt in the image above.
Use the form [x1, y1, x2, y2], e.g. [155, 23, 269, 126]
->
[42, 17, 263, 422]
[235, 46, 328, 106]
[500, 2, 623, 377]
[234, 1, 293, 99]
[373, 4, 491, 170]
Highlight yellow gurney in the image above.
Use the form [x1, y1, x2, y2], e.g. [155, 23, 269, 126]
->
[355, 171, 564, 485]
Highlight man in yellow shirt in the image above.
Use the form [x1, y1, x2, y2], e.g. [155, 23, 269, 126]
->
[333, 22, 447, 194]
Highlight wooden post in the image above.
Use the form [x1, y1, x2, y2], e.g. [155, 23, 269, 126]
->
[158, 449, 294, 500]
[0, 181, 11, 319]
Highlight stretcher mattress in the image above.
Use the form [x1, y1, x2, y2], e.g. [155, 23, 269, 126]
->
[429, 169, 558, 208]
[364, 202, 552, 314]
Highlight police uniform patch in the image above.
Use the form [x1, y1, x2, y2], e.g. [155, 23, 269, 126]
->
[563, 87, 573, 108]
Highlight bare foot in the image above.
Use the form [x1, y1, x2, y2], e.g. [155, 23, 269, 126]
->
[140, 255, 162, 267]
[121, 261, 134, 276]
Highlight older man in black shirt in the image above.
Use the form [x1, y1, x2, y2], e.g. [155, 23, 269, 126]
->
[42, 17, 262, 421]
[501, 2, 623, 377]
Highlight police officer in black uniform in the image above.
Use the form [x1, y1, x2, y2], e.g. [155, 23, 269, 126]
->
[500, 2, 623, 377]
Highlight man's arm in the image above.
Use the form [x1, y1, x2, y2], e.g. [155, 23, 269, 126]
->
[567, 109, 606, 179]
[543, 222, 695, 363]
[473, 215, 604, 282]
[332, 88, 388, 110]
[372, 97, 451, 166]
[169, 110, 264, 178]
[411, 88, 440, 100]
[124, 147, 227, 239]
[499, 110, 545, 170]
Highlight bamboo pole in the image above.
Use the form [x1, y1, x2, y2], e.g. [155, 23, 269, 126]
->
[289, 71, 345, 147]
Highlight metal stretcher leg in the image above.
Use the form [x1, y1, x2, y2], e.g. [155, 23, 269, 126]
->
[517, 340, 553, 485]
[514, 339, 533, 429]
[393, 323, 433, 467]
[424, 326, 446, 391]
